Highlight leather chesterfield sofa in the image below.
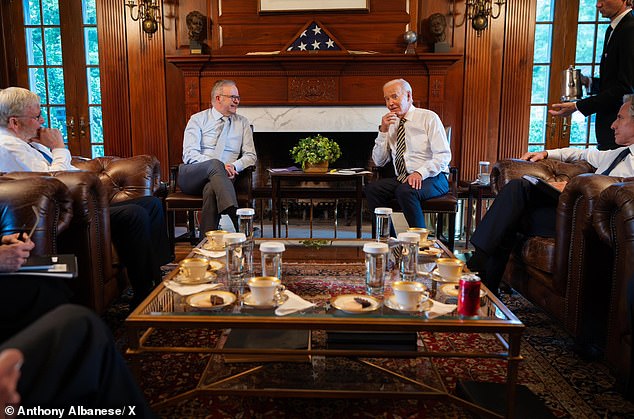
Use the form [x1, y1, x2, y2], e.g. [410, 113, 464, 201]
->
[4, 155, 163, 314]
[593, 180, 634, 398]
[490, 158, 629, 338]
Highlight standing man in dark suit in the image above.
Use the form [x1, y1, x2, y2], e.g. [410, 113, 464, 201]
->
[550, 0, 634, 150]
[178, 80, 257, 234]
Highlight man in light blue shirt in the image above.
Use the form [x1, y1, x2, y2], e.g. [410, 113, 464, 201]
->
[178, 80, 257, 233]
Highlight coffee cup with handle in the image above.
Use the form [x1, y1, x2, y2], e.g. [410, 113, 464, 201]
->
[392, 281, 429, 310]
[247, 276, 286, 306]
[436, 258, 464, 281]
[179, 258, 209, 281]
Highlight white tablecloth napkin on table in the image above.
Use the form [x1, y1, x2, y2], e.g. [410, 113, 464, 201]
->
[193, 248, 225, 259]
[163, 280, 221, 296]
[426, 300, 457, 319]
[275, 290, 316, 316]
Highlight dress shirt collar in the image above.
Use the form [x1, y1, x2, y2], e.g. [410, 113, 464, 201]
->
[210, 107, 230, 122]
[611, 8, 632, 29]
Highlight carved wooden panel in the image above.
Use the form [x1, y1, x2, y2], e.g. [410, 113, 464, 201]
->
[288, 78, 338, 102]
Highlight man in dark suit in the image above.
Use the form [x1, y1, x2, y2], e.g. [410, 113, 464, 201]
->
[0, 304, 155, 417]
[550, 0, 634, 150]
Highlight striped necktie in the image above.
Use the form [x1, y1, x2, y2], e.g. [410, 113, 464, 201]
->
[600, 147, 630, 175]
[395, 118, 407, 182]
[212, 116, 229, 160]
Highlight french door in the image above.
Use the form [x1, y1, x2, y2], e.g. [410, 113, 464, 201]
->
[529, 0, 609, 151]
[7, 0, 103, 157]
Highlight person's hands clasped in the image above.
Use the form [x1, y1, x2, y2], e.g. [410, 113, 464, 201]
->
[520, 151, 548, 162]
[224, 163, 237, 179]
[405, 171, 423, 190]
[0, 234, 34, 272]
[31, 127, 65, 149]
[380, 112, 400, 133]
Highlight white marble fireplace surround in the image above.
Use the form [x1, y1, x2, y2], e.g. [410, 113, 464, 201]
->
[239, 106, 385, 133]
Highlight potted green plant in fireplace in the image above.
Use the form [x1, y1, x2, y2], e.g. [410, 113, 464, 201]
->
[290, 134, 342, 173]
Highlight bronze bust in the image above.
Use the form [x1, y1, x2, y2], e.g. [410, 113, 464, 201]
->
[186, 10, 206, 54]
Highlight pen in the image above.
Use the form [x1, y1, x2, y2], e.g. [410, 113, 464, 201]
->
[17, 224, 26, 242]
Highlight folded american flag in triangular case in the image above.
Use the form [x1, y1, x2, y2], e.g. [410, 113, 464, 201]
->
[283, 20, 347, 53]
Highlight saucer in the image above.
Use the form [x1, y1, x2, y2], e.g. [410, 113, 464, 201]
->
[186, 290, 236, 309]
[384, 294, 431, 313]
[330, 294, 380, 314]
[203, 242, 226, 252]
[242, 292, 289, 309]
[208, 260, 224, 271]
[173, 271, 217, 285]
[419, 247, 443, 257]
[440, 283, 486, 298]
[431, 269, 461, 283]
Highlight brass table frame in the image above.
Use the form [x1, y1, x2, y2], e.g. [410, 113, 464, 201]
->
[126, 239, 524, 418]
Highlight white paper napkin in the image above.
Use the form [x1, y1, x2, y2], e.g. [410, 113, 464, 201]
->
[425, 299, 457, 319]
[275, 290, 316, 316]
[193, 248, 226, 259]
[164, 280, 221, 296]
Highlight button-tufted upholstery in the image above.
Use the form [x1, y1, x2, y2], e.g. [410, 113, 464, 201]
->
[593, 179, 634, 396]
[3, 155, 162, 313]
[491, 158, 626, 339]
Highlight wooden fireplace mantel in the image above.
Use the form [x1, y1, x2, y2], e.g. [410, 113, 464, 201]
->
[166, 53, 462, 118]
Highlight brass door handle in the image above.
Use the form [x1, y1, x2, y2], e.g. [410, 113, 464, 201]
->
[66, 117, 76, 138]
[79, 117, 87, 137]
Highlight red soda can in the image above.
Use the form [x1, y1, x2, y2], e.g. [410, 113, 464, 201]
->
[457, 274, 481, 316]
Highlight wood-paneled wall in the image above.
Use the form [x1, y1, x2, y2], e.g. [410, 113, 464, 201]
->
[65, 0, 536, 181]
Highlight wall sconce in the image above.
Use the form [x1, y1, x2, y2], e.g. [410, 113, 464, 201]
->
[125, 0, 161, 38]
[451, 0, 506, 37]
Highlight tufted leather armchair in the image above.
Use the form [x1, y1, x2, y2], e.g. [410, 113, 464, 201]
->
[490, 158, 628, 338]
[4, 155, 163, 313]
[0, 176, 73, 254]
[593, 180, 634, 397]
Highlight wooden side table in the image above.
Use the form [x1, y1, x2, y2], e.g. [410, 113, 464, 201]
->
[270, 171, 365, 238]
[463, 181, 495, 249]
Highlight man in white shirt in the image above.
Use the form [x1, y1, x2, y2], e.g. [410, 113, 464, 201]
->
[468, 94, 634, 294]
[365, 78, 452, 233]
[0, 87, 171, 306]
[178, 79, 257, 234]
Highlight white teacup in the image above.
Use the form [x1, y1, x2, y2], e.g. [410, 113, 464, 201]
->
[407, 227, 430, 243]
[179, 258, 209, 281]
[393, 281, 428, 309]
[436, 258, 464, 280]
[205, 230, 228, 249]
[247, 276, 285, 306]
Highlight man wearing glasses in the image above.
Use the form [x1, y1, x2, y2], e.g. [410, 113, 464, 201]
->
[178, 79, 257, 233]
[0, 87, 171, 307]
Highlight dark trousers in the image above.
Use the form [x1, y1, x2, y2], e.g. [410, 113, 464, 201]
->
[469, 178, 557, 291]
[0, 304, 156, 417]
[628, 275, 634, 399]
[110, 196, 170, 301]
[177, 159, 237, 234]
[0, 276, 72, 343]
[364, 173, 449, 229]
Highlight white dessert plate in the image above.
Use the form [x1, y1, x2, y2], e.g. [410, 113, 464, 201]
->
[330, 294, 380, 314]
[186, 290, 236, 309]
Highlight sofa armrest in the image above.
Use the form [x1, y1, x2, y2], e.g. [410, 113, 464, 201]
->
[73, 155, 161, 204]
[0, 176, 73, 256]
[491, 159, 595, 195]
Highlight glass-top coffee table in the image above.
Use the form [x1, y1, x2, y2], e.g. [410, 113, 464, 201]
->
[126, 239, 524, 418]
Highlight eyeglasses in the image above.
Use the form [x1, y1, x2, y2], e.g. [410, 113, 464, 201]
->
[11, 112, 43, 121]
[219, 94, 241, 101]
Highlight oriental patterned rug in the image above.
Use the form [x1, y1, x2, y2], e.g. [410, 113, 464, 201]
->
[104, 261, 634, 418]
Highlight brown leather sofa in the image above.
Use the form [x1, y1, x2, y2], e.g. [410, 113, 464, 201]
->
[4, 155, 163, 314]
[593, 180, 634, 396]
[490, 158, 628, 337]
[0, 175, 73, 254]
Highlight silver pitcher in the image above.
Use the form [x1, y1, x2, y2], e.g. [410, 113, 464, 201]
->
[561, 65, 583, 102]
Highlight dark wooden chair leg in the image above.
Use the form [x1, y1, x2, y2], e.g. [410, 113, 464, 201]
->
[167, 210, 176, 259]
